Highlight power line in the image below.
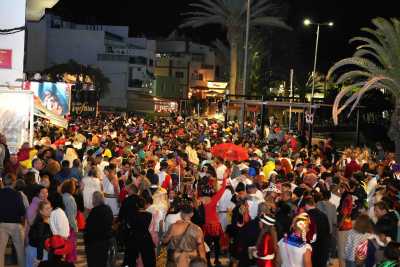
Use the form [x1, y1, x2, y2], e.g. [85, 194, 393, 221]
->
[0, 26, 26, 35]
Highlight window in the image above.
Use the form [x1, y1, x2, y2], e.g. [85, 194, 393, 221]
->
[129, 67, 133, 81]
[137, 67, 142, 71]
[175, 72, 184, 78]
[129, 79, 143, 88]
[129, 56, 147, 65]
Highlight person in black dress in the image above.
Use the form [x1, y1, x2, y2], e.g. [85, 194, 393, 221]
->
[84, 191, 114, 267]
[125, 196, 156, 267]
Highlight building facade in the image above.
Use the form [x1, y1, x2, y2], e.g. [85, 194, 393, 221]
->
[155, 38, 227, 101]
[25, 13, 156, 110]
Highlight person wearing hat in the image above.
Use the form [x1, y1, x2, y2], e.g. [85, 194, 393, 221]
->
[250, 214, 278, 267]
[38, 235, 74, 267]
[278, 213, 313, 267]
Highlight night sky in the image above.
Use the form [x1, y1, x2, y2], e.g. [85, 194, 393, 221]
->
[53, 0, 399, 75]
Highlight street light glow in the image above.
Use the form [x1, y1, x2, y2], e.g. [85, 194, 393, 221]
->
[328, 21, 334, 27]
[304, 18, 312, 26]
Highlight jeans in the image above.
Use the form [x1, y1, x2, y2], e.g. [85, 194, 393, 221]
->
[25, 245, 48, 267]
[0, 223, 25, 267]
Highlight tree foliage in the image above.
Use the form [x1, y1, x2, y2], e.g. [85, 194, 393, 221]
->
[43, 60, 110, 97]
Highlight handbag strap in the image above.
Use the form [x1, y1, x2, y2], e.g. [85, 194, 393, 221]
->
[176, 222, 191, 249]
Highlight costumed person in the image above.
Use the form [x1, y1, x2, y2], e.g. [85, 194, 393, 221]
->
[278, 213, 312, 267]
[199, 168, 229, 266]
[103, 164, 120, 216]
[251, 214, 278, 267]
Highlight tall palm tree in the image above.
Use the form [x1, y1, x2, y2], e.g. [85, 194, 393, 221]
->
[328, 17, 400, 160]
[180, 0, 291, 95]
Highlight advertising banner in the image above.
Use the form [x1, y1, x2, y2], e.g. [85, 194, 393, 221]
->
[0, 90, 33, 154]
[24, 81, 71, 116]
[71, 89, 97, 117]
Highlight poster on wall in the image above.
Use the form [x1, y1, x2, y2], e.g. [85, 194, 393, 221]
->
[0, 90, 33, 154]
[0, 49, 12, 69]
[24, 81, 71, 116]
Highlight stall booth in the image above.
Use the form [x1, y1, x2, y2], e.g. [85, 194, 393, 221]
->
[0, 90, 34, 153]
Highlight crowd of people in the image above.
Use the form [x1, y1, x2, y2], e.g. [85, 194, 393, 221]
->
[1, 113, 400, 267]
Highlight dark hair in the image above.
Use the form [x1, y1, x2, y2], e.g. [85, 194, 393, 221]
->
[181, 204, 194, 215]
[34, 185, 46, 197]
[14, 179, 26, 191]
[141, 190, 153, 205]
[61, 160, 70, 168]
[72, 159, 80, 168]
[49, 193, 65, 210]
[375, 201, 389, 212]
[24, 172, 36, 185]
[87, 166, 98, 178]
[136, 196, 146, 210]
[321, 190, 331, 200]
[304, 196, 315, 207]
[375, 219, 394, 237]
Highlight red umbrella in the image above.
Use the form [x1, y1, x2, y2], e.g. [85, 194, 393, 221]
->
[211, 143, 249, 161]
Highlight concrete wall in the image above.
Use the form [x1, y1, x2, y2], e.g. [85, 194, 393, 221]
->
[0, 0, 26, 88]
[47, 29, 105, 66]
[97, 60, 128, 109]
[25, 19, 48, 72]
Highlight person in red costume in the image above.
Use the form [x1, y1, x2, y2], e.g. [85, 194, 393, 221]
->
[252, 214, 278, 267]
[199, 167, 230, 266]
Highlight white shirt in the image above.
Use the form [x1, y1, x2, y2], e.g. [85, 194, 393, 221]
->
[216, 164, 227, 181]
[329, 193, 341, 209]
[217, 189, 235, 212]
[81, 176, 101, 209]
[248, 197, 264, 219]
[50, 208, 70, 238]
[157, 170, 168, 187]
[278, 238, 312, 267]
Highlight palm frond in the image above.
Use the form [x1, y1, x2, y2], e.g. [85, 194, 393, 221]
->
[251, 17, 292, 30]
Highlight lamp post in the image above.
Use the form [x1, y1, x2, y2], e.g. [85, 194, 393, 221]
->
[240, 0, 251, 135]
[303, 18, 333, 149]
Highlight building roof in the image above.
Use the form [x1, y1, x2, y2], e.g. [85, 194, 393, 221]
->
[26, 0, 60, 21]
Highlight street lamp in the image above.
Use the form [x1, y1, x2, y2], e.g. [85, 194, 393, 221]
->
[303, 18, 334, 149]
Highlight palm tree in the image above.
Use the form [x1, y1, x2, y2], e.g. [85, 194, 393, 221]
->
[180, 0, 291, 95]
[328, 17, 400, 160]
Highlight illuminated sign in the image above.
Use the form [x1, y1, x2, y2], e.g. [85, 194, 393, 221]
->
[207, 81, 228, 89]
